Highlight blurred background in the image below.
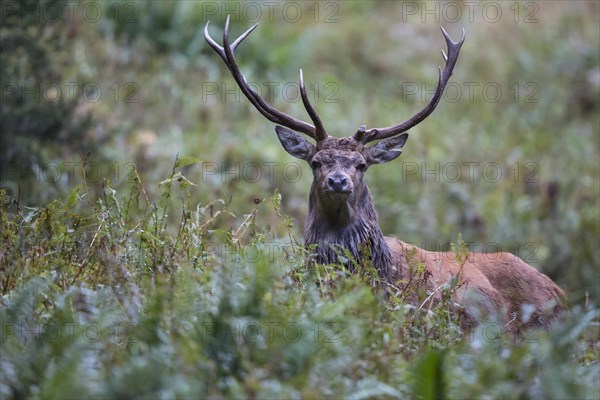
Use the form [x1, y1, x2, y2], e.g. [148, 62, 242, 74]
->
[1, 0, 598, 302]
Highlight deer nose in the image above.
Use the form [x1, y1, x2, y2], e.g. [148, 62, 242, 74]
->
[328, 173, 350, 193]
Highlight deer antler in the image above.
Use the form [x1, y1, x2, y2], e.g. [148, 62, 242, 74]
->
[353, 27, 465, 144]
[204, 16, 328, 141]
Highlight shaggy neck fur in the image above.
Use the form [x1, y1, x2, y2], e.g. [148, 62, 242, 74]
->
[304, 181, 393, 282]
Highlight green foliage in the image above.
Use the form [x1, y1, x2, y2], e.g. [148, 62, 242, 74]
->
[1, 1, 599, 398]
[0, 0, 94, 199]
[412, 349, 448, 400]
[1, 172, 598, 398]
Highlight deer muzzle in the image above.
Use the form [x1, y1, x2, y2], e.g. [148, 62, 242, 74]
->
[327, 172, 353, 194]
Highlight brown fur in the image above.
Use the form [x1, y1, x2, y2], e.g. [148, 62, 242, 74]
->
[387, 239, 566, 330]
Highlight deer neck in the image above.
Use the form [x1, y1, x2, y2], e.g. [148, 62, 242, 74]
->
[305, 182, 393, 280]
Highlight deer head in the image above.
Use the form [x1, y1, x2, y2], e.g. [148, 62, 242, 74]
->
[205, 17, 465, 277]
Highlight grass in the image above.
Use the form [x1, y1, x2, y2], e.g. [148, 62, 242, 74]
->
[1, 1, 599, 398]
[0, 167, 598, 398]
[0, 167, 599, 398]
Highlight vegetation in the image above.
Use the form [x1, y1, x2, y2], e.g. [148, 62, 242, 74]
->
[1, 175, 598, 398]
[1, 1, 598, 398]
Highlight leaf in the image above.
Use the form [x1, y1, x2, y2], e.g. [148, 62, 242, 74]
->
[349, 379, 402, 400]
[3, 277, 51, 327]
[412, 349, 447, 400]
[175, 156, 203, 168]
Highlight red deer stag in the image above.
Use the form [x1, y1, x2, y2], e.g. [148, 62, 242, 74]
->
[204, 17, 565, 330]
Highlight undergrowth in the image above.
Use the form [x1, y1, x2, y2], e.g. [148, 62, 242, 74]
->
[1, 160, 598, 399]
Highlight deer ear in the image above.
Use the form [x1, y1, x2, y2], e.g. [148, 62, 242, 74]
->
[367, 133, 409, 164]
[275, 126, 315, 161]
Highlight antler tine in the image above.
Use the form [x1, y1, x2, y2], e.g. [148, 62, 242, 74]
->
[355, 27, 465, 144]
[205, 16, 324, 141]
[204, 18, 257, 62]
[203, 21, 225, 62]
[354, 125, 367, 142]
[300, 69, 328, 140]
[440, 26, 465, 82]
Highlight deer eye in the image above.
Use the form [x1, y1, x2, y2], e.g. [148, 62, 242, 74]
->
[310, 160, 321, 170]
[357, 162, 367, 172]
